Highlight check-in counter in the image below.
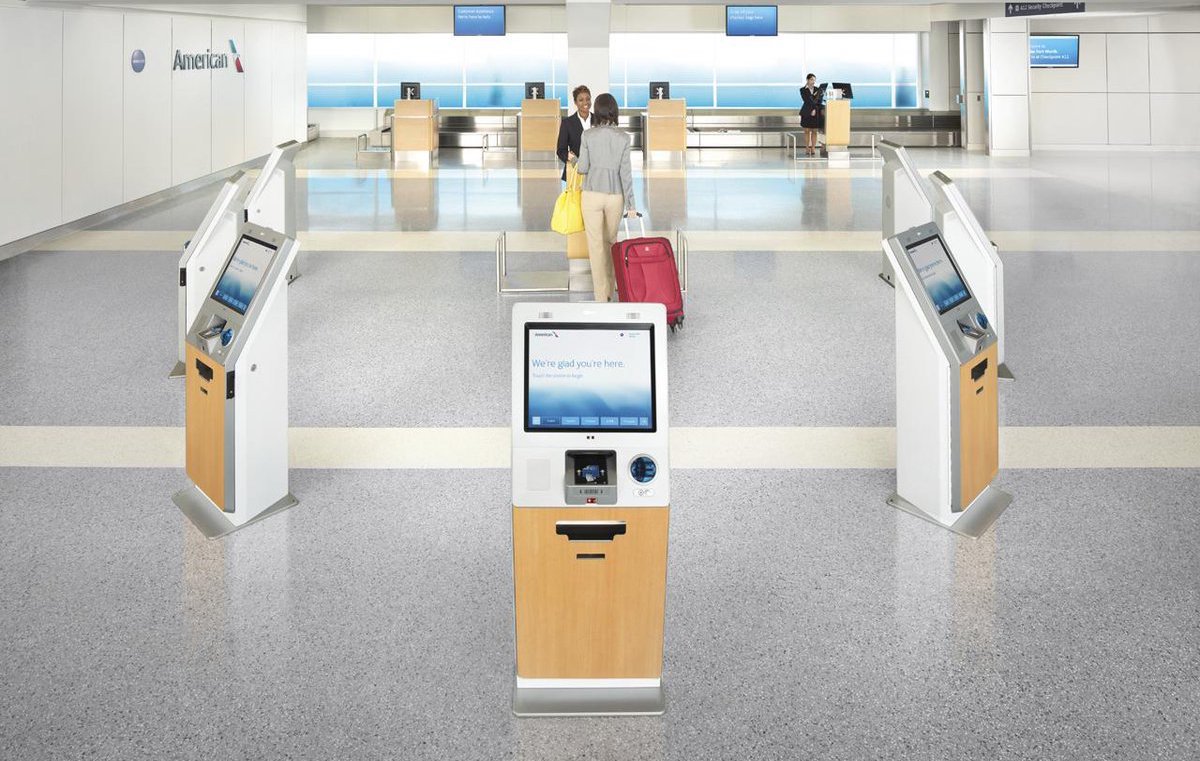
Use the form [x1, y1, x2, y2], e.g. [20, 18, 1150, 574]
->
[642, 99, 687, 165]
[824, 100, 851, 165]
[392, 99, 439, 167]
[517, 99, 561, 162]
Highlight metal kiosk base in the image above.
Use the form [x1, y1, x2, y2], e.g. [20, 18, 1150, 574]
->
[172, 484, 299, 539]
[887, 484, 1013, 539]
[513, 681, 666, 718]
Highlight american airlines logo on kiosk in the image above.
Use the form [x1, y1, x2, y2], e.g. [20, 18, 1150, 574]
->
[173, 40, 243, 72]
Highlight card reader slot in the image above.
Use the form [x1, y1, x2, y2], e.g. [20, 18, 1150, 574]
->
[971, 358, 988, 382]
[576, 553, 606, 560]
[556, 521, 627, 542]
[195, 359, 214, 382]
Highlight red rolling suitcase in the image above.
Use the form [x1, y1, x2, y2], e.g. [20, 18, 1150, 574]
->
[610, 215, 685, 330]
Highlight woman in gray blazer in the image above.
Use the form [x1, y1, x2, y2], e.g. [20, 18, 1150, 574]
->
[574, 93, 639, 302]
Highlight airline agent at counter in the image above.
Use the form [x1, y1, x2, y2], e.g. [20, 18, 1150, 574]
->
[557, 85, 593, 182]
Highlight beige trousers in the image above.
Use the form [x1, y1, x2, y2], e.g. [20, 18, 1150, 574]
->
[580, 190, 623, 302]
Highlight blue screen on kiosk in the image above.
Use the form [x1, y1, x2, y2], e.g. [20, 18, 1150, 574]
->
[454, 6, 505, 36]
[726, 6, 778, 37]
[906, 235, 972, 315]
[211, 236, 276, 315]
[1030, 35, 1079, 68]
[525, 323, 656, 432]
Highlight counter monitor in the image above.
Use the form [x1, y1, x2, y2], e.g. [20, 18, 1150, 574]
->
[906, 234, 971, 315]
[211, 235, 277, 315]
[525, 323, 656, 432]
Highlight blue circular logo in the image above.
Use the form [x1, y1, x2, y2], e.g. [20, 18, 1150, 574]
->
[130, 49, 146, 73]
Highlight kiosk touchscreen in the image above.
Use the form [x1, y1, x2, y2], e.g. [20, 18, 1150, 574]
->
[929, 171, 1013, 380]
[172, 221, 299, 538]
[511, 302, 671, 717]
[878, 140, 934, 287]
[883, 222, 1012, 537]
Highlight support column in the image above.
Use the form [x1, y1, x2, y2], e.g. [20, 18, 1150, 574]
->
[960, 20, 986, 151]
[983, 16, 1031, 157]
[566, 0, 611, 97]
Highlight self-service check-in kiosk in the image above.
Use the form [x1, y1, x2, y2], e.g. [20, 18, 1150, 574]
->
[171, 142, 300, 378]
[511, 302, 671, 717]
[883, 223, 1012, 537]
[878, 140, 933, 287]
[172, 222, 299, 538]
[928, 171, 1013, 380]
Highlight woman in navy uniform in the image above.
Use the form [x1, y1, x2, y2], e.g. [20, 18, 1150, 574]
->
[556, 85, 593, 182]
[800, 74, 824, 157]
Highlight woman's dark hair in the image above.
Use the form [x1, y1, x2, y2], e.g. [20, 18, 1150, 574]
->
[806, 73, 816, 81]
[592, 93, 619, 126]
[572, 85, 591, 103]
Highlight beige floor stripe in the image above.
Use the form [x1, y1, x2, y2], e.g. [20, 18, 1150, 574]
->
[2, 426, 1197, 470]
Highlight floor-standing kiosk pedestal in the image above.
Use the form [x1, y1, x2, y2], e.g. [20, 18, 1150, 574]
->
[391, 99, 439, 169]
[878, 140, 933, 287]
[173, 222, 299, 539]
[883, 222, 1012, 538]
[823, 99, 852, 167]
[511, 302, 671, 717]
[642, 99, 687, 167]
[928, 170, 1013, 380]
[170, 173, 252, 378]
[246, 140, 302, 284]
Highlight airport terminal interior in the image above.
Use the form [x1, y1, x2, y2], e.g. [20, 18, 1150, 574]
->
[1, 1, 1198, 759]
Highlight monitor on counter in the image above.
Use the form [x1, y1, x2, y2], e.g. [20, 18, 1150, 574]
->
[905, 234, 972, 315]
[1030, 35, 1079, 68]
[524, 323, 657, 433]
[726, 5, 778, 37]
[454, 5, 506, 36]
[211, 236, 277, 316]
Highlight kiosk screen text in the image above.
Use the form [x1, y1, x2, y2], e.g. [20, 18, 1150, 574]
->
[906, 235, 971, 314]
[525, 323, 655, 432]
[211, 236, 276, 315]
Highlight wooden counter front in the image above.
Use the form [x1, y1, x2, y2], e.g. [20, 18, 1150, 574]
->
[824, 100, 851, 147]
[959, 342, 999, 507]
[185, 343, 226, 510]
[519, 98, 562, 154]
[645, 98, 688, 152]
[392, 99, 439, 152]
[513, 506, 669, 679]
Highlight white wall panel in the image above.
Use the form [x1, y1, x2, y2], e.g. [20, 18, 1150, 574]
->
[988, 32, 1029, 96]
[294, 23, 308, 141]
[243, 20, 275, 158]
[0, 7, 64, 246]
[1030, 33, 1106, 93]
[1030, 92, 1107, 145]
[1107, 92, 1150, 145]
[1148, 34, 1200, 94]
[171, 15, 213, 184]
[1106, 33, 1149, 92]
[123, 12, 173, 201]
[211, 19, 246, 170]
[1150, 94, 1200, 146]
[988, 96, 1030, 152]
[62, 11, 124, 223]
[271, 22, 295, 145]
[1032, 16, 1147, 34]
[965, 32, 984, 92]
[1147, 11, 1200, 33]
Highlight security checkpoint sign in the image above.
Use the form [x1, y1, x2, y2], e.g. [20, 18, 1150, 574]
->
[1005, 3, 1085, 16]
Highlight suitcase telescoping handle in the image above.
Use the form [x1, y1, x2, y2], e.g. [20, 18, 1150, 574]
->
[621, 212, 646, 241]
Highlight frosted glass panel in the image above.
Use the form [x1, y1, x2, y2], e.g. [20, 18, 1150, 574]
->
[805, 34, 894, 84]
[623, 34, 715, 83]
[716, 86, 803, 109]
[466, 84, 525, 108]
[894, 34, 919, 83]
[308, 35, 374, 84]
[715, 35, 805, 84]
[378, 84, 465, 109]
[377, 35, 463, 84]
[465, 34, 556, 82]
[308, 85, 374, 108]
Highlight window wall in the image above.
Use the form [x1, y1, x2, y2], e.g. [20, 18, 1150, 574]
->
[610, 33, 920, 109]
[308, 33, 569, 108]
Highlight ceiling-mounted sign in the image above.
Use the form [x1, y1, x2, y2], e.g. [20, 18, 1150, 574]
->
[1005, 3, 1085, 17]
[172, 40, 243, 72]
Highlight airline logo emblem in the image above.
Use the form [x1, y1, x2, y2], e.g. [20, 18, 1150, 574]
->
[229, 39, 244, 73]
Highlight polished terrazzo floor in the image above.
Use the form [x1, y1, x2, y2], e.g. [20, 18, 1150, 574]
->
[1, 142, 1198, 760]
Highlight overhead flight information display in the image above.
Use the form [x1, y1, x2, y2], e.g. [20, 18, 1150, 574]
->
[1030, 35, 1080, 68]
[906, 235, 972, 315]
[525, 323, 656, 432]
[211, 236, 276, 315]
[454, 5, 506, 36]
[726, 6, 778, 37]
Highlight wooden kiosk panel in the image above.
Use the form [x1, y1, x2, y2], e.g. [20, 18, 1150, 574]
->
[645, 99, 688, 152]
[513, 506, 669, 679]
[392, 99, 438, 151]
[959, 342, 999, 507]
[519, 98, 561, 153]
[185, 343, 226, 510]
[824, 100, 851, 147]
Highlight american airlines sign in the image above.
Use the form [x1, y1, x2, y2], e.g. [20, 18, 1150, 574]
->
[173, 40, 243, 72]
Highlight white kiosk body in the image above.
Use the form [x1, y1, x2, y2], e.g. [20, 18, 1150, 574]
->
[878, 140, 934, 287]
[510, 302, 671, 717]
[246, 140, 301, 283]
[171, 142, 301, 378]
[170, 173, 251, 377]
[928, 171, 1013, 380]
[172, 221, 299, 538]
[884, 222, 1012, 538]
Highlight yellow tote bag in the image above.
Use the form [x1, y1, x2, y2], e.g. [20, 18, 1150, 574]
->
[550, 164, 585, 235]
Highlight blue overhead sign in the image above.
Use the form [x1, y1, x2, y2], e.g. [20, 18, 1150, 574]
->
[454, 6, 505, 36]
[1030, 35, 1080, 68]
[1006, 3, 1085, 17]
[726, 6, 778, 37]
